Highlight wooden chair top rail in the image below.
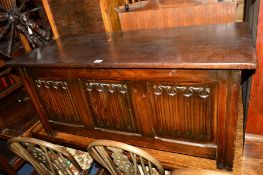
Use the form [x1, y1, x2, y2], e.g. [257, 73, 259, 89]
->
[88, 140, 165, 175]
[7, 137, 85, 175]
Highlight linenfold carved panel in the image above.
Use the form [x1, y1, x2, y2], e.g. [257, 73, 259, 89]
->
[149, 83, 215, 142]
[81, 81, 139, 133]
[34, 79, 84, 127]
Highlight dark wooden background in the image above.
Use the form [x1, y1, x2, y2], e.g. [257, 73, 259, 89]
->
[45, 0, 105, 37]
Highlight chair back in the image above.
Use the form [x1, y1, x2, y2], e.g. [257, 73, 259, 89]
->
[88, 140, 165, 175]
[7, 137, 84, 175]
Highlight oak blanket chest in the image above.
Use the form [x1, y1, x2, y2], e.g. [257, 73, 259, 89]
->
[7, 23, 257, 170]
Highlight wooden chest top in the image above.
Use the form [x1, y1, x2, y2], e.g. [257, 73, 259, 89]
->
[7, 23, 256, 70]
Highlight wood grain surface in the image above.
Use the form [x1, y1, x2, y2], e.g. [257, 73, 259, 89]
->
[22, 68, 219, 159]
[43, 0, 105, 37]
[99, 0, 124, 32]
[8, 23, 256, 170]
[7, 23, 256, 70]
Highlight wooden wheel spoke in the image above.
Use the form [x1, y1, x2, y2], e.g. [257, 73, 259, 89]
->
[23, 7, 42, 14]
[7, 24, 15, 56]
[19, 0, 28, 11]
[0, 23, 11, 40]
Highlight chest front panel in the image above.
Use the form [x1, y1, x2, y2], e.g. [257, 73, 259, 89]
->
[26, 68, 219, 158]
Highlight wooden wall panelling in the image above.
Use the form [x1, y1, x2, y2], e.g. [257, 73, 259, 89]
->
[247, 0, 263, 135]
[41, 0, 126, 35]
[99, 0, 124, 32]
[117, 1, 237, 31]
[41, 0, 105, 38]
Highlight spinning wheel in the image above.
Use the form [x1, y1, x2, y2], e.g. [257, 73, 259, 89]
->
[0, 0, 51, 57]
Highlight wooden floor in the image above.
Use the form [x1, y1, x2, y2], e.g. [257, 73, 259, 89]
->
[239, 139, 263, 175]
[30, 93, 263, 175]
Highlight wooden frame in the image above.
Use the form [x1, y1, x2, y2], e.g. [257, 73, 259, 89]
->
[7, 137, 86, 175]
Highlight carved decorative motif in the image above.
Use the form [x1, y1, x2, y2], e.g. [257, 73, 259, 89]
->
[85, 82, 127, 94]
[153, 85, 210, 98]
[35, 80, 68, 90]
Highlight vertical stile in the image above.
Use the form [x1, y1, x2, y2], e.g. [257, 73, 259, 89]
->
[7, 24, 14, 56]
[13, 143, 28, 163]
[91, 147, 114, 173]
[148, 161, 153, 175]
[58, 152, 74, 175]
[41, 146, 56, 175]
[49, 149, 66, 174]
[130, 152, 138, 175]
[139, 156, 147, 174]
[19, 0, 27, 10]
[96, 146, 118, 175]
